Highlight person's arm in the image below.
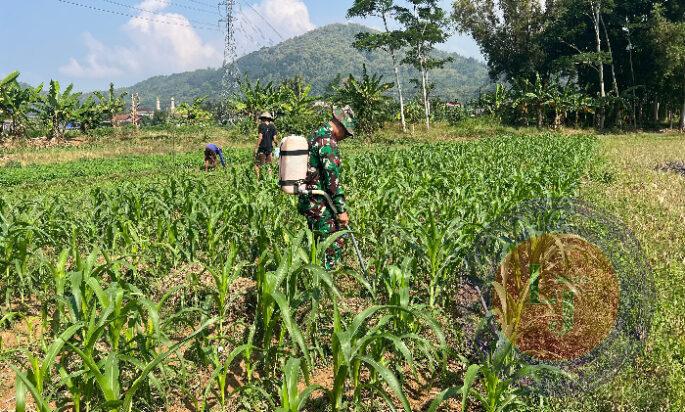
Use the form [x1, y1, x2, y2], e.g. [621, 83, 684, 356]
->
[255, 124, 264, 153]
[320, 142, 346, 218]
[255, 134, 263, 153]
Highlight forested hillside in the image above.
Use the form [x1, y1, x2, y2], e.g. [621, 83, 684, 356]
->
[122, 23, 490, 108]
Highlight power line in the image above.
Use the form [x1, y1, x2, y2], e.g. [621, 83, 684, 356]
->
[240, 0, 285, 41]
[139, 0, 218, 15]
[96, 0, 216, 27]
[55, 0, 220, 31]
[237, 3, 274, 46]
[187, 0, 217, 8]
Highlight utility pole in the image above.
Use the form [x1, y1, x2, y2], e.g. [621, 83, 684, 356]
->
[131, 93, 140, 130]
[219, 0, 239, 122]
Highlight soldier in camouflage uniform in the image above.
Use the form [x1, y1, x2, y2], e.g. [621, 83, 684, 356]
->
[298, 106, 357, 269]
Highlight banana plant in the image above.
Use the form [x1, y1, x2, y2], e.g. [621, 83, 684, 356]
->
[94, 83, 126, 126]
[0, 77, 42, 137]
[37, 80, 81, 140]
[75, 95, 104, 133]
[333, 64, 394, 133]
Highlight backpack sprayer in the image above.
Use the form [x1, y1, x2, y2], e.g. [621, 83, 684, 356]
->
[278, 135, 368, 276]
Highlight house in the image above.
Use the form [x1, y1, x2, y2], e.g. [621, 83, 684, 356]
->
[138, 108, 155, 118]
[111, 114, 132, 126]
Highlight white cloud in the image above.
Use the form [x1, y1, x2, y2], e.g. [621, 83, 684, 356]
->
[60, 1, 221, 81]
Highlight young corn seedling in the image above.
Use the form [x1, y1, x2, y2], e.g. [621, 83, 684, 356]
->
[203, 325, 258, 409]
[12, 323, 83, 412]
[254, 243, 312, 375]
[428, 335, 567, 412]
[277, 357, 324, 412]
[329, 302, 446, 412]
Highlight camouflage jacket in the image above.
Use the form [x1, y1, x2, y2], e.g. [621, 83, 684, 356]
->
[301, 125, 347, 214]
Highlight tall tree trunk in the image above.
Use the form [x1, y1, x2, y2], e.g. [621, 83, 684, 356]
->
[601, 15, 619, 97]
[601, 15, 621, 128]
[591, 3, 606, 130]
[681, 71, 685, 131]
[654, 101, 660, 123]
[383, 14, 407, 133]
[421, 57, 430, 130]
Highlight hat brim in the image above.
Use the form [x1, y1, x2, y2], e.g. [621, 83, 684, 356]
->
[332, 115, 354, 136]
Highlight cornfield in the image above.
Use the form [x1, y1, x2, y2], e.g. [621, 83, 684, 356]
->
[0, 133, 596, 411]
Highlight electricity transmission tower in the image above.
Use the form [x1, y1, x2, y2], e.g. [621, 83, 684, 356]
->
[219, 0, 239, 121]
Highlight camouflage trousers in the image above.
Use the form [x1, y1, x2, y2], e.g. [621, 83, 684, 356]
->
[298, 197, 345, 270]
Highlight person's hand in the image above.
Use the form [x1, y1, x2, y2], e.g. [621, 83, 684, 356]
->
[337, 212, 350, 226]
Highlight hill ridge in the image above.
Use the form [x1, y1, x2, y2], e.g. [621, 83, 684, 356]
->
[122, 23, 490, 108]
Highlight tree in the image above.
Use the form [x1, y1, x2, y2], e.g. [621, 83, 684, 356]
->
[480, 84, 510, 122]
[394, 0, 451, 130]
[229, 77, 287, 121]
[277, 77, 321, 135]
[175, 97, 214, 124]
[348, 0, 409, 133]
[333, 65, 394, 134]
[453, 0, 550, 82]
[95, 83, 127, 126]
[37, 80, 81, 140]
[651, 4, 685, 130]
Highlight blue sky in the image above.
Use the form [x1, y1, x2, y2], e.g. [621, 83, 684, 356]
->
[1, 0, 482, 91]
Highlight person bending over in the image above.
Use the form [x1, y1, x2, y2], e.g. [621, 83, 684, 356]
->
[205, 143, 226, 171]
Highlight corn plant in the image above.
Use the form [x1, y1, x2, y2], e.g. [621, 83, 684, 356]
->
[277, 357, 324, 412]
[203, 325, 258, 408]
[207, 245, 243, 334]
[12, 324, 82, 412]
[329, 303, 446, 411]
[428, 336, 564, 412]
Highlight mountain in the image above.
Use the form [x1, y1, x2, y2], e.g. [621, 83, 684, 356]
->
[122, 23, 491, 109]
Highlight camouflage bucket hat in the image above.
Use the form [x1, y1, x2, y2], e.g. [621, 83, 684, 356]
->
[332, 106, 357, 136]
